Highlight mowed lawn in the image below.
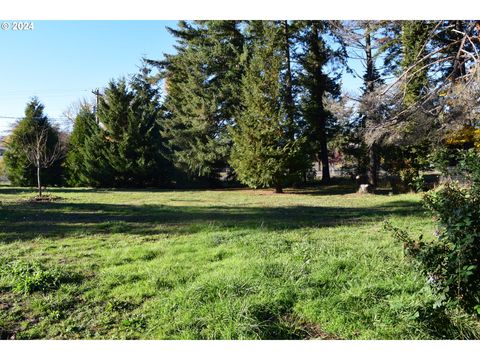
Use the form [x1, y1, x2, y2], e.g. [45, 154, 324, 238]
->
[0, 185, 459, 339]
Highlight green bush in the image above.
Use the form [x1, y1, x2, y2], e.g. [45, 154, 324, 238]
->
[386, 149, 480, 314]
[423, 182, 480, 310]
[399, 167, 419, 191]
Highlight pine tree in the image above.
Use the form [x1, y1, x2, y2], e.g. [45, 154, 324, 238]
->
[362, 23, 384, 186]
[67, 67, 172, 188]
[65, 104, 96, 186]
[280, 21, 313, 183]
[296, 21, 342, 184]
[401, 21, 432, 106]
[374, 21, 434, 190]
[3, 98, 63, 187]
[230, 21, 303, 193]
[80, 116, 113, 187]
[94, 79, 134, 186]
[148, 21, 245, 182]
[129, 64, 173, 186]
[89, 73, 171, 187]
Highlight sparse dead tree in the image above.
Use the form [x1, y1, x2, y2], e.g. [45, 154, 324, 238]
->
[356, 21, 480, 153]
[380, 21, 480, 129]
[62, 98, 95, 133]
[329, 20, 384, 186]
[21, 125, 65, 197]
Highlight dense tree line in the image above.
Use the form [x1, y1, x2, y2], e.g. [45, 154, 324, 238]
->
[3, 20, 480, 192]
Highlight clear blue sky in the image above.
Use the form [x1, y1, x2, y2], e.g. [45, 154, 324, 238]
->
[0, 20, 362, 136]
[0, 20, 178, 135]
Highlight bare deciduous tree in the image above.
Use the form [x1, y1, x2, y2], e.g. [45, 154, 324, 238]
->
[21, 125, 65, 197]
[360, 21, 480, 148]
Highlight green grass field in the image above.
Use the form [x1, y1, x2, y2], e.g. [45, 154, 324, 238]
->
[0, 185, 478, 339]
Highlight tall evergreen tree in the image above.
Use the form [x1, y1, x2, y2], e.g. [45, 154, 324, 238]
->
[296, 21, 342, 184]
[79, 114, 113, 187]
[353, 21, 385, 186]
[3, 98, 63, 187]
[230, 21, 303, 193]
[67, 68, 172, 187]
[282, 20, 296, 135]
[362, 23, 384, 186]
[95, 79, 135, 186]
[96, 74, 171, 187]
[64, 103, 96, 186]
[148, 21, 245, 181]
[129, 64, 173, 186]
[401, 21, 432, 106]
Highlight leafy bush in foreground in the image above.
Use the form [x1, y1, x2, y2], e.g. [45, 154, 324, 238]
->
[386, 149, 480, 314]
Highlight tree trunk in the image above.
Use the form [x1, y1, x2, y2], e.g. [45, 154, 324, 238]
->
[275, 183, 284, 193]
[37, 165, 42, 197]
[368, 144, 379, 187]
[452, 21, 467, 81]
[283, 20, 295, 136]
[365, 31, 374, 94]
[364, 27, 377, 187]
[319, 142, 330, 184]
[310, 22, 330, 184]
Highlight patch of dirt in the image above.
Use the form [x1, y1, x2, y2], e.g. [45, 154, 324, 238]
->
[0, 302, 11, 311]
[27, 194, 64, 203]
[237, 189, 285, 196]
[0, 328, 16, 340]
[282, 315, 341, 340]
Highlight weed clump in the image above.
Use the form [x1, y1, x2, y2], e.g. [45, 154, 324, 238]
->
[0, 260, 81, 294]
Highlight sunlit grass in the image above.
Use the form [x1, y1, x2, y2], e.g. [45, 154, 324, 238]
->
[0, 186, 476, 339]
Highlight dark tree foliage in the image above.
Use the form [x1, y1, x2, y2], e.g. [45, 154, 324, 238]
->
[230, 21, 304, 193]
[391, 21, 434, 189]
[67, 67, 172, 187]
[296, 21, 343, 184]
[128, 65, 174, 187]
[401, 21, 433, 106]
[147, 21, 245, 182]
[3, 98, 63, 187]
[64, 104, 97, 186]
[17, 20, 478, 194]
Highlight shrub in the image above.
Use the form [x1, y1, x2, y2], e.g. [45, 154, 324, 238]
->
[411, 173, 427, 192]
[386, 149, 480, 314]
[423, 182, 480, 310]
[399, 167, 419, 191]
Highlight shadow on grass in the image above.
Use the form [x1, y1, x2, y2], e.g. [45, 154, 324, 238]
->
[0, 196, 424, 243]
[417, 305, 480, 340]
[0, 181, 358, 196]
[287, 184, 358, 196]
[0, 187, 179, 195]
